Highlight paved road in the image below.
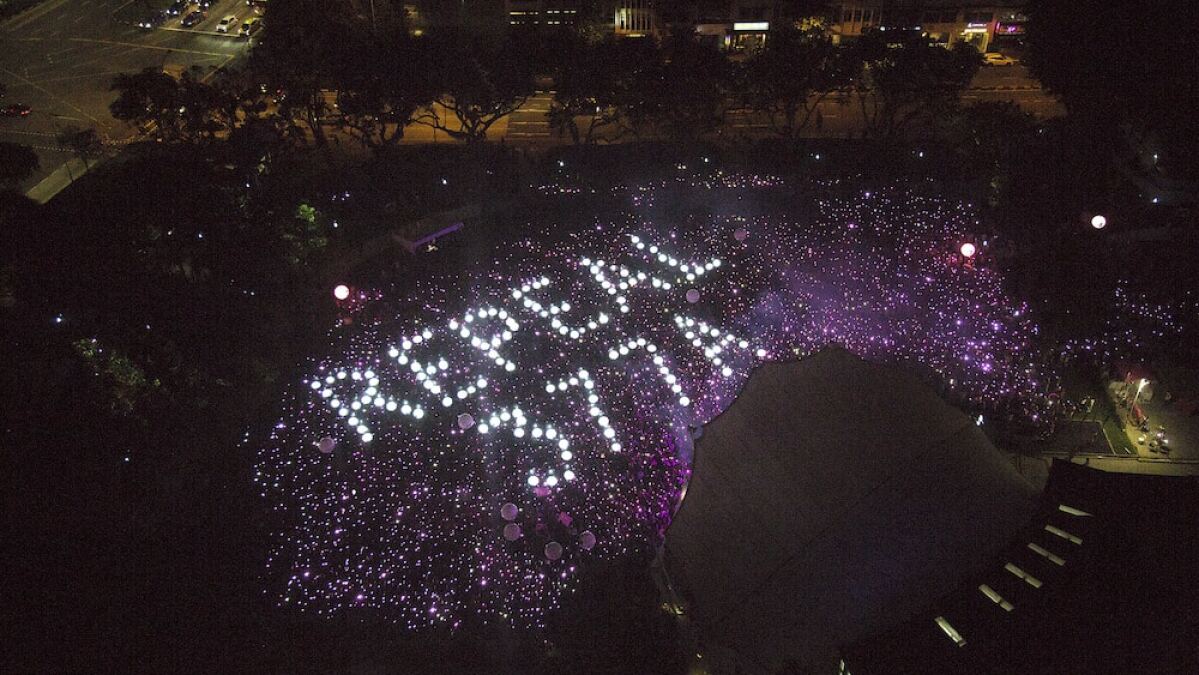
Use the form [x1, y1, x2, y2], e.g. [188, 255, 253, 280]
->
[1, 4, 1062, 194]
[0, 0, 252, 197]
[497, 63, 1062, 143]
[506, 91, 553, 142]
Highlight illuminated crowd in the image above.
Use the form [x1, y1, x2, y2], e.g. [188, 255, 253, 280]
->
[255, 176, 1052, 630]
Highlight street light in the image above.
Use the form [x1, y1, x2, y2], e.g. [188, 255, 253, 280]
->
[1091, 214, 1107, 230]
[1132, 377, 1148, 408]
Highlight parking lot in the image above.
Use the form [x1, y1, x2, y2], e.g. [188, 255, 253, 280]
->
[1, 0, 254, 195]
[152, 0, 265, 38]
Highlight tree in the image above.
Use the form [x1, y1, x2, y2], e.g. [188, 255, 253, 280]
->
[0, 141, 39, 189]
[207, 67, 267, 134]
[851, 33, 980, 139]
[110, 68, 234, 143]
[615, 38, 732, 142]
[1025, 0, 1199, 181]
[742, 26, 854, 146]
[942, 101, 1038, 206]
[56, 126, 104, 171]
[110, 68, 184, 141]
[284, 202, 329, 265]
[548, 38, 649, 145]
[415, 31, 535, 144]
[252, 0, 350, 147]
[331, 30, 435, 151]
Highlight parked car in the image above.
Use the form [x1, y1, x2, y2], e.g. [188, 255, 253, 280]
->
[216, 15, 237, 32]
[2, 103, 32, 117]
[239, 16, 262, 37]
[166, 0, 189, 16]
[137, 10, 167, 29]
[983, 52, 1016, 66]
[181, 10, 205, 27]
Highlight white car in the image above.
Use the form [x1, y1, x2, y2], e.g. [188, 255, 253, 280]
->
[239, 16, 262, 37]
[983, 52, 1016, 66]
[216, 15, 237, 32]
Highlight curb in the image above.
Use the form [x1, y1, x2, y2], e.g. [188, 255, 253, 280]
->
[968, 85, 1044, 92]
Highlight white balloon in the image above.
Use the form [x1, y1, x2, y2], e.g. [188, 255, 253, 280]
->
[317, 437, 336, 453]
[500, 503, 519, 521]
[503, 523, 522, 541]
[686, 289, 701, 304]
[544, 541, 563, 560]
[457, 413, 475, 430]
[579, 531, 596, 551]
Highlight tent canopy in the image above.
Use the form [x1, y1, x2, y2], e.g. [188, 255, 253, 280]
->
[664, 347, 1040, 669]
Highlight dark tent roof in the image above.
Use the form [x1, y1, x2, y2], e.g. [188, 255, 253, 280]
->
[663, 347, 1040, 671]
[844, 461, 1199, 675]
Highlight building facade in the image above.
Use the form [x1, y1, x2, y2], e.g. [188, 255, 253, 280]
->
[505, 0, 582, 28]
[614, 0, 658, 37]
[828, 1, 1028, 52]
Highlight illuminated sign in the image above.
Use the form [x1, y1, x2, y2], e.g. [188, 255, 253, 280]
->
[733, 22, 769, 31]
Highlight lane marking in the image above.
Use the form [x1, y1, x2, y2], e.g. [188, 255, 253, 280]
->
[2, 0, 73, 31]
[0, 65, 103, 126]
[29, 70, 133, 85]
[68, 36, 234, 57]
[0, 129, 59, 138]
[159, 25, 247, 39]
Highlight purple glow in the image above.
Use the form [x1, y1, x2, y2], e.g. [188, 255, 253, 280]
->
[255, 177, 1050, 631]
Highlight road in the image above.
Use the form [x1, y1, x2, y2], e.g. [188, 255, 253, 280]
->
[493, 62, 1062, 144]
[0, 0, 253, 199]
[1, 3, 1063, 195]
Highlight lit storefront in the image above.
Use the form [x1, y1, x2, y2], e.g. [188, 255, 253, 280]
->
[731, 21, 770, 51]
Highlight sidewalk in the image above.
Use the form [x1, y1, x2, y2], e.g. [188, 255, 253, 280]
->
[1107, 381, 1195, 461]
[1066, 455, 1199, 476]
[25, 156, 97, 204]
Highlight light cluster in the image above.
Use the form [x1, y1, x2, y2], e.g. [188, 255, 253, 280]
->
[255, 177, 1050, 631]
[1061, 281, 1197, 364]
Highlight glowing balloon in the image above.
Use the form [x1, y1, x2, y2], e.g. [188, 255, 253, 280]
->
[457, 413, 474, 430]
[579, 531, 596, 551]
[686, 289, 701, 303]
[733, 228, 748, 242]
[502, 523, 522, 541]
[333, 284, 350, 300]
[500, 503, 519, 521]
[1091, 214, 1107, 229]
[317, 436, 336, 454]
[959, 243, 976, 258]
[544, 541, 563, 560]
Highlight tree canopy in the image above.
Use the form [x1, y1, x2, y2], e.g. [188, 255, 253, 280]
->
[851, 33, 980, 139]
[1026, 0, 1199, 180]
[0, 141, 39, 188]
[742, 26, 853, 145]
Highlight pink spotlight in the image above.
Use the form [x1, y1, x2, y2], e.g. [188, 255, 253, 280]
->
[959, 242, 976, 258]
[333, 284, 350, 300]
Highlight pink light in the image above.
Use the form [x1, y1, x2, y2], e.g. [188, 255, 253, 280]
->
[333, 284, 350, 300]
[959, 243, 976, 258]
